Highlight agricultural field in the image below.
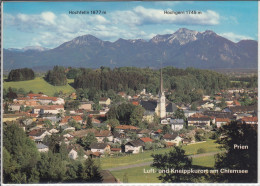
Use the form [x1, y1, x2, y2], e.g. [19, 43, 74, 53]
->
[4, 77, 75, 96]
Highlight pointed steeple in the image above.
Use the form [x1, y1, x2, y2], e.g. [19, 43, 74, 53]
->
[159, 68, 164, 96]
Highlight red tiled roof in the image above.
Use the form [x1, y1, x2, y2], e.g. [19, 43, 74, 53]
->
[61, 116, 83, 123]
[95, 130, 111, 137]
[28, 93, 44, 98]
[36, 97, 58, 101]
[233, 100, 241, 106]
[115, 125, 139, 130]
[111, 148, 121, 151]
[166, 142, 175, 147]
[34, 105, 64, 110]
[132, 101, 139, 106]
[216, 118, 230, 122]
[156, 129, 162, 133]
[17, 97, 31, 100]
[140, 137, 153, 143]
[241, 116, 258, 122]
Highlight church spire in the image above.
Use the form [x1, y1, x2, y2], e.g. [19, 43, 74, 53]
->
[160, 67, 164, 95]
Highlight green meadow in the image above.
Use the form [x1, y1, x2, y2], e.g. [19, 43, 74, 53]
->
[110, 154, 217, 183]
[4, 77, 75, 96]
[100, 140, 221, 170]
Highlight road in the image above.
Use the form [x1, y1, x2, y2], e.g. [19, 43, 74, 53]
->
[106, 151, 221, 171]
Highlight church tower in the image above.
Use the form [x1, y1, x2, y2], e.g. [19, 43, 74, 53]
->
[157, 68, 166, 118]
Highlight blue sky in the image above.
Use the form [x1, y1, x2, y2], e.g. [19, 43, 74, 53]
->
[3, 1, 258, 49]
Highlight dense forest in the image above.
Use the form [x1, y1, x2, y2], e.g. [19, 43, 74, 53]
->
[8, 68, 35, 81]
[73, 66, 231, 104]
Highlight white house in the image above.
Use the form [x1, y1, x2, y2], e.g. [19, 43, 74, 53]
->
[125, 140, 144, 154]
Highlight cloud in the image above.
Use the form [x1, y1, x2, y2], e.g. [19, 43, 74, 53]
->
[220, 32, 254, 42]
[112, 6, 220, 26]
[4, 6, 220, 48]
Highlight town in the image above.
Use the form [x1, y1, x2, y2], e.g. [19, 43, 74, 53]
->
[3, 66, 258, 183]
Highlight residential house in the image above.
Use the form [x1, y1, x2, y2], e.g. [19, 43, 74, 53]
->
[60, 115, 83, 126]
[215, 118, 230, 128]
[115, 125, 139, 133]
[239, 116, 258, 125]
[139, 137, 153, 143]
[188, 113, 211, 127]
[170, 119, 185, 131]
[9, 104, 21, 112]
[33, 105, 64, 115]
[99, 98, 111, 106]
[95, 130, 113, 142]
[137, 129, 151, 138]
[28, 129, 51, 142]
[125, 140, 143, 154]
[36, 143, 49, 152]
[79, 101, 94, 111]
[68, 144, 87, 160]
[163, 133, 182, 146]
[90, 143, 111, 154]
[113, 131, 128, 144]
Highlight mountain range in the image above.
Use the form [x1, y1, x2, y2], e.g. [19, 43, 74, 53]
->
[4, 28, 258, 71]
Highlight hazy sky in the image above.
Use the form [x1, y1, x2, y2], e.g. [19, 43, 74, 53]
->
[3, 1, 258, 49]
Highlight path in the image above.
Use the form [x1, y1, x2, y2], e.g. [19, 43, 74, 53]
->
[106, 151, 221, 171]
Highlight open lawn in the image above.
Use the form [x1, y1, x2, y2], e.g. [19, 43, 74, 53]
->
[111, 165, 161, 183]
[4, 77, 75, 96]
[111, 153, 217, 183]
[192, 155, 216, 168]
[100, 140, 221, 170]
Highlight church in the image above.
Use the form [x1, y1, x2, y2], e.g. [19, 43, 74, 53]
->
[155, 68, 166, 118]
[140, 68, 177, 121]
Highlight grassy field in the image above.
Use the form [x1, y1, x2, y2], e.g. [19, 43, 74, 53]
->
[111, 154, 217, 183]
[111, 165, 161, 183]
[4, 77, 75, 96]
[100, 140, 221, 170]
[192, 155, 216, 168]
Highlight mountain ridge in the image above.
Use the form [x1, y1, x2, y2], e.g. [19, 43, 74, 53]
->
[4, 28, 257, 71]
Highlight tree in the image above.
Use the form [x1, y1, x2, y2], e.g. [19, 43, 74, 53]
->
[81, 158, 103, 182]
[86, 117, 93, 129]
[105, 119, 120, 131]
[78, 132, 97, 150]
[162, 125, 171, 135]
[45, 66, 67, 86]
[151, 146, 192, 182]
[214, 121, 257, 183]
[3, 122, 40, 183]
[174, 108, 185, 119]
[130, 105, 145, 127]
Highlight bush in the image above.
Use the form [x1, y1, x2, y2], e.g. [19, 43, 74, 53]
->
[197, 148, 206, 154]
